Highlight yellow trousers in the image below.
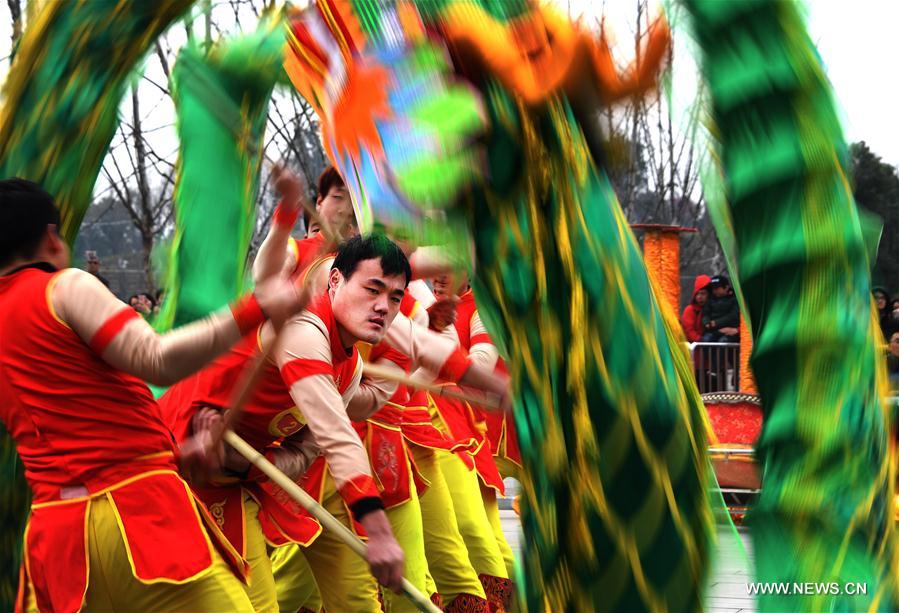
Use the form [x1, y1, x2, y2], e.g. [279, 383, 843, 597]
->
[24, 495, 253, 612]
[481, 487, 516, 580]
[270, 473, 381, 612]
[382, 477, 430, 613]
[413, 446, 487, 603]
[243, 495, 279, 612]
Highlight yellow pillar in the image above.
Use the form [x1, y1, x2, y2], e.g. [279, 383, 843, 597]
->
[632, 224, 695, 314]
[739, 317, 756, 393]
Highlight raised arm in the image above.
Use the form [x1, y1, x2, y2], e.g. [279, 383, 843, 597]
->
[253, 167, 306, 283]
[53, 269, 301, 386]
[252, 204, 300, 283]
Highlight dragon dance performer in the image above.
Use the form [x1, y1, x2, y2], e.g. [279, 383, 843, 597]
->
[417, 275, 515, 610]
[396, 290, 493, 612]
[267, 170, 494, 610]
[161, 231, 506, 611]
[356, 288, 492, 612]
[0, 179, 306, 613]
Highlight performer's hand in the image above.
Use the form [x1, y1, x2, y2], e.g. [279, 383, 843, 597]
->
[360, 510, 405, 593]
[271, 162, 305, 207]
[427, 296, 458, 331]
[179, 407, 225, 483]
[253, 276, 310, 326]
[459, 364, 512, 413]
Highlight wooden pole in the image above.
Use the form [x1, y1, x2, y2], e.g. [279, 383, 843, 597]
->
[362, 361, 502, 410]
[223, 431, 441, 613]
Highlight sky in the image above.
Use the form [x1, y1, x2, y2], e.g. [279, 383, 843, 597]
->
[0, 0, 898, 171]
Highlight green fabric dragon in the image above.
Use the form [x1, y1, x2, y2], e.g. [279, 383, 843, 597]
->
[683, 0, 898, 609]
[305, 1, 717, 609]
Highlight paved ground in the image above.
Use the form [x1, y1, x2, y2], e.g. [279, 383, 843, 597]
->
[500, 507, 756, 612]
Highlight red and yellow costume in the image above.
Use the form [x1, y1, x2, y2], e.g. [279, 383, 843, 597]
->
[422, 288, 515, 610]
[1, 264, 265, 612]
[162, 281, 474, 611]
[356, 291, 490, 612]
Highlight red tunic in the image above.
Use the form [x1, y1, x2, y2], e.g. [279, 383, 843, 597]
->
[289, 233, 331, 280]
[356, 292, 480, 506]
[0, 266, 245, 613]
[429, 289, 506, 493]
[160, 291, 369, 551]
[483, 359, 521, 471]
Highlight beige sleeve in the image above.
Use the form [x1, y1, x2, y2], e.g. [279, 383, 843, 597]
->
[253, 223, 298, 282]
[347, 356, 401, 421]
[408, 245, 458, 280]
[407, 279, 436, 310]
[383, 311, 460, 374]
[53, 269, 243, 387]
[468, 311, 499, 371]
[277, 315, 373, 488]
[269, 427, 320, 480]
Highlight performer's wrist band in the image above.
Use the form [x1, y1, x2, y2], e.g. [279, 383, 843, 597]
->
[231, 293, 267, 335]
[274, 200, 300, 229]
[438, 348, 472, 383]
[350, 496, 385, 520]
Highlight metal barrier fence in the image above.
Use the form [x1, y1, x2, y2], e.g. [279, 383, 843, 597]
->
[688, 342, 740, 394]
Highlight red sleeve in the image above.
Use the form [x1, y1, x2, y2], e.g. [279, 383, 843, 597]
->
[89, 307, 140, 354]
[280, 358, 333, 387]
[230, 294, 266, 336]
[438, 347, 471, 382]
[339, 474, 381, 507]
[273, 200, 299, 229]
[470, 333, 493, 347]
[369, 340, 412, 373]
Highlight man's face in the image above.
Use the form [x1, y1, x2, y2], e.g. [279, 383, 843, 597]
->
[711, 284, 728, 298]
[432, 274, 451, 299]
[876, 293, 888, 310]
[316, 185, 357, 238]
[87, 260, 100, 274]
[330, 258, 406, 345]
[695, 288, 709, 306]
[890, 333, 899, 357]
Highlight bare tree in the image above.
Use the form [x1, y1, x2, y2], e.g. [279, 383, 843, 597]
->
[595, 1, 726, 280]
[101, 84, 175, 293]
[86, 0, 330, 294]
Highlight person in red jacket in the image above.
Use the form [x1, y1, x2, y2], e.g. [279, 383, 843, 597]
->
[0, 178, 304, 613]
[681, 274, 711, 342]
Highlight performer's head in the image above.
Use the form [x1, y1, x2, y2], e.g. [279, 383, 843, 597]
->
[432, 271, 469, 299]
[328, 234, 411, 345]
[315, 166, 358, 238]
[0, 178, 69, 273]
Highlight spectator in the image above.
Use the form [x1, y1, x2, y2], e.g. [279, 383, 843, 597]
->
[681, 274, 711, 342]
[701, 274, 739, 342]
[139, 291, 157, 316]
[128, 293, 153, 317]
[84, 250, 110, 287]
[874, 287, 892, 336]
[887, 331, 899, 388]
